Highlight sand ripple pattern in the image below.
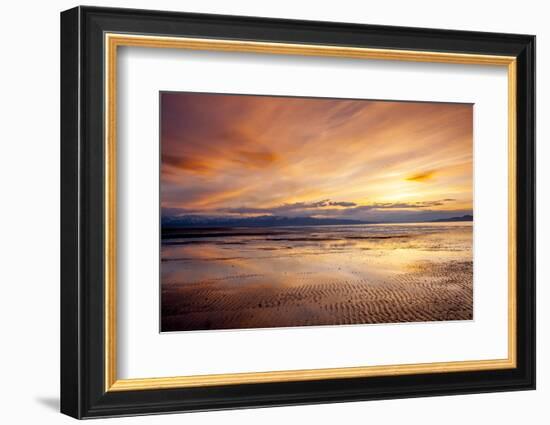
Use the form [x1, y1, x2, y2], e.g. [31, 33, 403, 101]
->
[162, 260, 473, 331]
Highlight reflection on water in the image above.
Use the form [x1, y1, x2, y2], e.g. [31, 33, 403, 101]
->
[161, 222, 473, 332]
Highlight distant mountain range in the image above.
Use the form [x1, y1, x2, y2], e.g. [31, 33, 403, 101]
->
[162, 213, 473, 228]
[162, 215, 370, 228]
[430, 215, 473, 222]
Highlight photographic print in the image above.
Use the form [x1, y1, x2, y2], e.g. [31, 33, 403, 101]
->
[160, 92, 473, 332]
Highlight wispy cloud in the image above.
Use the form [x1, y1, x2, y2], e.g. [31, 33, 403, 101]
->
[406, 170, 436, 182]
[161, 92, 473, 221]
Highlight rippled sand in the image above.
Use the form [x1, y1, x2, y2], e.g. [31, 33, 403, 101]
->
[161, 222, 473, 332]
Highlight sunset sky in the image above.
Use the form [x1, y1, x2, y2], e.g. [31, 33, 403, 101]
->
[161, 92, 473, 223]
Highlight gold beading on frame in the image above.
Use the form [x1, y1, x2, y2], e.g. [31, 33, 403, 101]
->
[104, 33, 517, 392]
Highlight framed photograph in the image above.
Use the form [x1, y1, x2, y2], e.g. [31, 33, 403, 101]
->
[60, 6, 535, 419]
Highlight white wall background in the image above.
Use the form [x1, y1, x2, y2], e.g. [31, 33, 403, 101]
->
[0, 1, 545, 423]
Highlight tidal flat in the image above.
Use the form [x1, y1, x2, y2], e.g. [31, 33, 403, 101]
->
[161, 222, 473, 332]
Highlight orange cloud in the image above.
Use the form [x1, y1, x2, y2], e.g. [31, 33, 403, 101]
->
[163, 154, 212, 175]
[406, 170, 437, 182]
[235, 150, 280, 168]
[160, 92, 473, 221]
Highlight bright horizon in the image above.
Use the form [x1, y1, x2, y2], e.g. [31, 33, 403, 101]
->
[161, 92, 473, 223]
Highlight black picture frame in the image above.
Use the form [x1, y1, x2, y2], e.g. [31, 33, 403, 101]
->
[61, 5, 535, 419]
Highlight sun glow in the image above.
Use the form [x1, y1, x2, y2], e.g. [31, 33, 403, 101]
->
[161, 93, 473, 223]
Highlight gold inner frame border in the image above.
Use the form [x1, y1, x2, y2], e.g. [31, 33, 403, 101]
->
[104, 33, 517, 392]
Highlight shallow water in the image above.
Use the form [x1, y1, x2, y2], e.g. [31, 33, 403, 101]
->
[161, 222, 473, 331]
